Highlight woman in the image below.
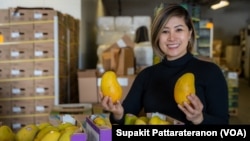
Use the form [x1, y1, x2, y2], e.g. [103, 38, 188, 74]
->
[100, 3, 229, 125]
[133, 25, 153, 70]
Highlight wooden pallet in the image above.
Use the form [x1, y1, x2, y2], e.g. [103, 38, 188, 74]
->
[51, 103, 92, 114]
[49, 103, 93, 126]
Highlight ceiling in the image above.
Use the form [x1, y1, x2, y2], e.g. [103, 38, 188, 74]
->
[101, 0, 222, 16]
[184, 0, 220, 5]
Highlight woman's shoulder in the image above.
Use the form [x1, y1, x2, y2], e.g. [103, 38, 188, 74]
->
[193, 56, 220, 68]
[136, 63, 160, 77]
[191, 57, 224, 76]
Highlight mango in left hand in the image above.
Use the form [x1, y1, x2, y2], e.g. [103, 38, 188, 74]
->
[100, 71, 122, 103]
[174, 72, 195, 105]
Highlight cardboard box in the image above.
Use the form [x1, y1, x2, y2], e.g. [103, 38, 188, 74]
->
[34, 114, 50, 125]
[10, 62, 34, 78]
[102, 35, 135, 76]
[35, 98, 54, 114]
[33, 9, 58, 21]
[11, 80, 34, 97]
[48, 109, 87, 141]
[0, 9, 10, 23]
[0, 63, 10, 79]
[116, 47, 135, 76]
[9, 8, 34, 23]
[34, 23, 54, 40]
[85, 117, 111, 141]
[0, 81, 11, 98]
[146, 112, 185, 125]
[10, 116, 35, 133]
[34, 60, 54, 76]
[50, 103, 92, 126]
[10, 43, 34, 60]
[0, 44, 10, 60]
[34, 78, 54, 96]
[11, 99, 35, 115]
[102, 47, 135, 76]
[34, 42, 54, 58]
[0, 26, 11, 42]
[0, 101, 12, 115]
[9, 24, 34, 41]
[78, 69, 98, 103]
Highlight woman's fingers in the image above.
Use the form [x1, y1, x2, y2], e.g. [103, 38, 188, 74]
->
[188, 94, 203, 111]
[178, 94, 204, 124]
[100, 96, 110, 110]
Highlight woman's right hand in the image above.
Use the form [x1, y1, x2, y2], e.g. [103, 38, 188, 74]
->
[99, 92, 124, 120]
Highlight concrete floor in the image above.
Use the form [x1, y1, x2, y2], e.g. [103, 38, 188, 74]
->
[229, 78, 250, 124]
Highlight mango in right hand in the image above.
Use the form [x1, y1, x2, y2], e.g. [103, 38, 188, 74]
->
[174, 72, 196, 105]
[100, 71, 122, 103]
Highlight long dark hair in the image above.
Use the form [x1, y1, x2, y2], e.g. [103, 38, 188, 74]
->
[134, 26, 149, 43]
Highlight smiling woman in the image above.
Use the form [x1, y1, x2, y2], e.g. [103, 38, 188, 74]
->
[100, 3, 229, 125]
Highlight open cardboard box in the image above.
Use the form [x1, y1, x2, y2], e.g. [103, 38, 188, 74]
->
[102, 34, 135, 76]
[85, 117, 112, 141]
[146, 112, 184, 125]
[49, 103, 93, 141]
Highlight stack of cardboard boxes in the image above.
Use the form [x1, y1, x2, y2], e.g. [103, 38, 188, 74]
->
[78, 35, 137, 105]
[78, 16, 151, 108]
[0, 7, 79, 132]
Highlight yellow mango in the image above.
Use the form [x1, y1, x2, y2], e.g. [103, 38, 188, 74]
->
[101, 71, 122, 103]
[174, 73, 195, 105]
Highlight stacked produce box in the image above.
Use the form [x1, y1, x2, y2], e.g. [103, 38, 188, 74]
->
[0, 7, 79, 133]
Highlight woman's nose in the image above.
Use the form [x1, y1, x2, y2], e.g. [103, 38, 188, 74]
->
[167, 32, 175, 41]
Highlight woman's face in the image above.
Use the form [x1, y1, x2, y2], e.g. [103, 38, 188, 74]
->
[159, 16, 192, 60]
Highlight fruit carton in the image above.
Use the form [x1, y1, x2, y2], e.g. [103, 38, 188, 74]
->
[146, 112, 185, 125]
[48, 113, 88, 141]
[85, 117, 112, 141]
[71, 133, 87, 141]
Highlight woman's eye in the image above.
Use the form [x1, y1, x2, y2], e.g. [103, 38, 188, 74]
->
[176, 28, 183, 32]
[162, 30, 169, 33]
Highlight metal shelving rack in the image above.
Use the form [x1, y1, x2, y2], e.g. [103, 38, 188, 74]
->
[196, 20, 214, 58]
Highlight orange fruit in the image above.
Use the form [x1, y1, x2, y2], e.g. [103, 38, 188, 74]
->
[101, 71, 122, 103]
[174, 73, 195, 105]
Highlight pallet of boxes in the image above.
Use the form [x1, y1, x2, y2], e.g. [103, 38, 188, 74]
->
[0, 7, 85, 140]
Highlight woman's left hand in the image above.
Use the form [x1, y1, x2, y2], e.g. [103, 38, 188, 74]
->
[177, 94, 204, 125]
